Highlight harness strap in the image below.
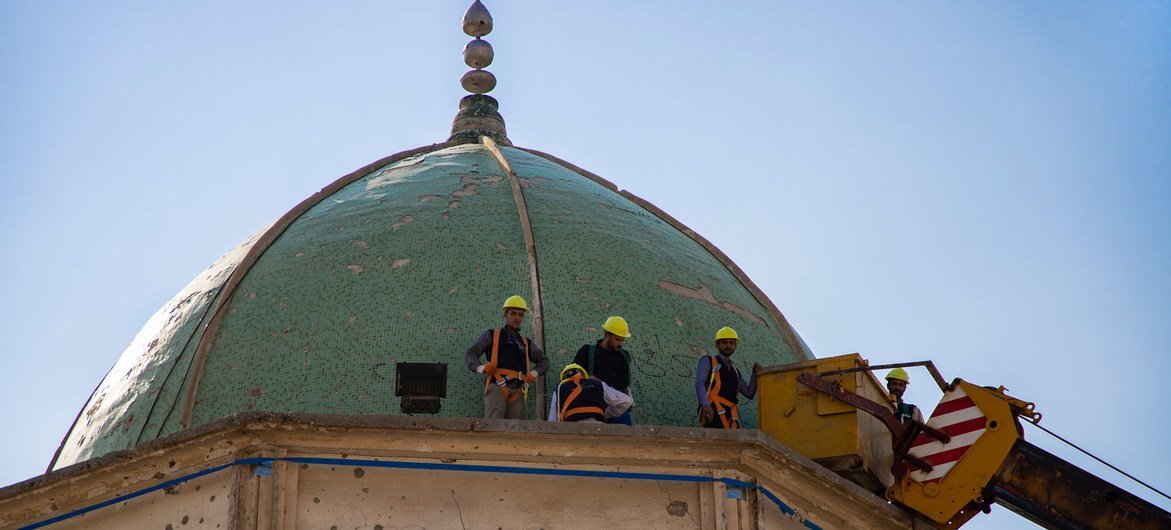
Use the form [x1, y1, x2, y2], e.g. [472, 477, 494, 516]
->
[560, 376, 605, 420]
[712, 395, 739, 429]
[704, 356, 741, 429]
[559, 376, 584, 421]
[895, 401, 917, 423]
[565, 406, 605, 418]
[485, 329, 531, 404]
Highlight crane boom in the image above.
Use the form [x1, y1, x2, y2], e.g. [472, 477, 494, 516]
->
[991, 439, 1171, 530]
[761, 355, 1171, 529]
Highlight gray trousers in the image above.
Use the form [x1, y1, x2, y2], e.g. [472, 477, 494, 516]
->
[484, 385, 527, 419]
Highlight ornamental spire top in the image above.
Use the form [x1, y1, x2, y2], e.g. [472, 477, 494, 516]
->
[449, 0, 509, 145]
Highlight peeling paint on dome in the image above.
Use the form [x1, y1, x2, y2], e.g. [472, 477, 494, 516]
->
[51, 225, 271, 468]
[52, 142, 811, 470]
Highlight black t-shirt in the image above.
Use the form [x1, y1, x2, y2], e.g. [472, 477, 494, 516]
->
[572, 340, 630, 392]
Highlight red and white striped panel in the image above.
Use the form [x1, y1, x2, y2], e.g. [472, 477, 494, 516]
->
[907, 385, 988, 484]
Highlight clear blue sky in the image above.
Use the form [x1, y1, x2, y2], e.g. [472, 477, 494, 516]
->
[2, 2, 1168, 528]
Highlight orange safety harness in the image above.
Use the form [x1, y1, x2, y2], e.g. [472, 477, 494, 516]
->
[483, 328, 531, 404]
[704, 356, 740, 429]
[558, 375, 605, 421]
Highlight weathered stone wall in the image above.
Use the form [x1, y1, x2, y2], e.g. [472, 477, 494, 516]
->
[5, 415, 913, 529]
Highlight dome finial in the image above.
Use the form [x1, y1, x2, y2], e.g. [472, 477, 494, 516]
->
[450, 0, 509, 145]
[462, 0, 493, 38]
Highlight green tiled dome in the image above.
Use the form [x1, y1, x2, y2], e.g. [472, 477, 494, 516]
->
[51, 141, 812, 470]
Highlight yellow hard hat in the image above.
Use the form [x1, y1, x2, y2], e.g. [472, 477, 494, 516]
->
[502, 295, 529, 312]
[602, 316, 631, 338]
[714, 326, 739, 343]
[885, 368, 910, 383]
[560, 363, 588, 381]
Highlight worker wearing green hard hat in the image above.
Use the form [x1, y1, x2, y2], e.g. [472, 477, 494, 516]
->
[572, 316, 634, 425]
[885, 368, 923, 424]
[464, 295, 549, 419]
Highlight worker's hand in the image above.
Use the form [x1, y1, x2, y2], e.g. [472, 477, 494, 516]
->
[752, 362, 762, 375]
[477, 362, 497, 375]
[699, 404, 714, 425]
[523, 370, 538, 383]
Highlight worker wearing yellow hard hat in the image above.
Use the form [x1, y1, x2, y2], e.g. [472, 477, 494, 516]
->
[885, 368, 923, 424]
[697, 326, 761, 429]
[464, 295, 549, 419]
[545, 364, 633, 423]
[571, 316, 635, 425]
[560, 363, 588, 381]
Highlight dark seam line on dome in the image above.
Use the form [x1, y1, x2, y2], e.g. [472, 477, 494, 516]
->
[481, 136, 548, 419]
[136, 286, 226, 446]
[56, 265, 247, 466]
[45, 374, 106, 472]
[177, 141, 461, 428]
[152, 333, 210, 440]
[512, 146, 812, 361]
[21, 456, 822, 530]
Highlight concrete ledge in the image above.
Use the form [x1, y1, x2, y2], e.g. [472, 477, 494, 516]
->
[4, 412, 914, 529]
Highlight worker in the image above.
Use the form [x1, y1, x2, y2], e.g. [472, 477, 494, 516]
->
[546, 364, 633, 423]
[885, 368, 924, 423]
[572, 316, 634, 425]
[465, 295, 549, 419]
[696, 326, 761, 429]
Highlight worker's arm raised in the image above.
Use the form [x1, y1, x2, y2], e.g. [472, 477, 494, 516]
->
[739, 363, 761, 399]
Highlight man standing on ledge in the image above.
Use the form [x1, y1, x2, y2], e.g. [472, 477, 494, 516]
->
[696, 326, 760, 429]
[465, 295, 549, 419]
[572, 316, 634, 425]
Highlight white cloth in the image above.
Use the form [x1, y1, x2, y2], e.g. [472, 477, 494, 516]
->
[547, 380, 633, 422]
